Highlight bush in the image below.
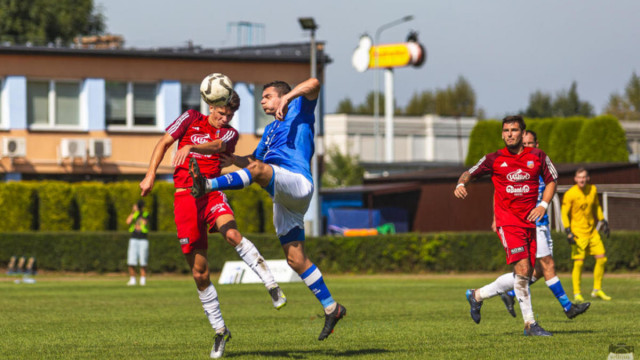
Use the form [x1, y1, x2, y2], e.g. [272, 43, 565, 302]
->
[39, 181, 74, 231]
[574, 115, 629, 162]
[73, 182, 109, 231]
[547, 117, 584, 163]
[150, 181, 176, 232]
[464, 120, 503, 166]
[1, 231, 637, 273]
[0, 182, 37, 231]
[106, 182, 149, 231]
[525, 118, 555, 154]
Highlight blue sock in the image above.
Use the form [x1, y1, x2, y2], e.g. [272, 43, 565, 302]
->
[546, 276, 572, 312]
[207, 168, 252, 191]
[507, 290, 515, 297]
[300, 264, 335, 308]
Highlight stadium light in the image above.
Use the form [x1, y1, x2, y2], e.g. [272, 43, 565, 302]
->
[373, 15, 414, 162]
[298, 17, 322, 237]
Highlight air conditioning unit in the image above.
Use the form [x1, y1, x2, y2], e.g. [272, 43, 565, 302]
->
[89, 138, 112, 158]
[60, 138, 87, 159]
[2, 137, 27, 158]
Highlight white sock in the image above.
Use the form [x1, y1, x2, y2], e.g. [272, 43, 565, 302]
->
[235, 237, 276, 289]
[198, 284, 225, 331]
[514, 274, 535, 324]
[140, 276, 146, 286]
[129, 276, 136, 283]
[477, 273, 514, 300]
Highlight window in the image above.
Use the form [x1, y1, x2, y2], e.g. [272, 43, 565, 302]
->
[181, 83, 201, 113]
[27, 80, 80, 128]
[106, 81, 157, 129]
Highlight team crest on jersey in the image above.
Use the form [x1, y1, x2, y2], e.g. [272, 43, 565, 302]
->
[190, 133, 212, 144]
[527, 160, 534, 169]
[216, 129, 220, 138]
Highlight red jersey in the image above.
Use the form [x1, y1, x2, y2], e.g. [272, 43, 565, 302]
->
[166, 110, 238, 188]
[468, 147, 557, 228]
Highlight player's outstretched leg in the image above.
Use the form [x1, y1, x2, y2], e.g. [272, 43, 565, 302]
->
[189, 158, 253, 198]
[465, 289, 483, 324]
[210, 328, 231, 359]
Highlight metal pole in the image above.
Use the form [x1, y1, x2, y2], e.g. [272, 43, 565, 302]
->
[374, 15, 413, 163]
[384, 68, 394, 162]
[309, 28, 322, 237]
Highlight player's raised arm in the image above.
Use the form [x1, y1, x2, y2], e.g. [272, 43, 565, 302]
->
[140, 133, 175, 196]
[275, 78, 320, 120]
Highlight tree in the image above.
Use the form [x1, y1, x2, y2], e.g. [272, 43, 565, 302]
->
[404, 90, 435, 116]
[524, 91, 553, 118]
[322, 146, 365, 188]
[551, 81, 594, 117]
[605, 72, 640, 120]
[0, 0, 106, 45]
[336, 98, 355, 114]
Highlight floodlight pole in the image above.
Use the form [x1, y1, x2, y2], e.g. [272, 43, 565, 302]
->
[374, 15, 413, 162]
[299, 17, 322, 237]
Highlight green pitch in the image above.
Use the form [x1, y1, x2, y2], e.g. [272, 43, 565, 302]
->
[1, 274, 638, 359]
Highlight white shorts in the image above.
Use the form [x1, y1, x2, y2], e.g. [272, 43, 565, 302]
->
[535, 225, 553, 258]
[127, 238, 149, 266]
[270, 165, 313, 238]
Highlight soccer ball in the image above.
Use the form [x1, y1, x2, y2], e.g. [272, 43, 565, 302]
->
[200, 73, 233, 106]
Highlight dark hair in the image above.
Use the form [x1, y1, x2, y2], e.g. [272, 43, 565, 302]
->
[227, 91, 240, 112]
[502, 115, 526, 131]
[575, 167, 588, 176]
[263, 81, 291, 96]
[524, 129, 537, 142]
[137, 200, 145, 210]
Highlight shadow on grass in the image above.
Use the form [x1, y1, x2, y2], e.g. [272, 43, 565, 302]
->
[228, 348, 391, 358]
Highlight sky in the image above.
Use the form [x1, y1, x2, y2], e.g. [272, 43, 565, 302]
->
[99, 0, 640, 118]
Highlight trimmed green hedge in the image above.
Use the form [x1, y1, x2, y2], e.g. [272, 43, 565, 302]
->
[0, 181, 275, 234]
[1, 231, 638, 274]
[465, 116, 629, 166]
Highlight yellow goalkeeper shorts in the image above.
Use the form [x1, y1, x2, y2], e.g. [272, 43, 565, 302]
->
[571, 231, 605, 260]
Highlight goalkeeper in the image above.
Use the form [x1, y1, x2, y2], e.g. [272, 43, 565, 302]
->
[561, 168, 611, 302]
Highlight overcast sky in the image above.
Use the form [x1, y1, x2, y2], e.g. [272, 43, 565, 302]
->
[99, 0, 639, 118]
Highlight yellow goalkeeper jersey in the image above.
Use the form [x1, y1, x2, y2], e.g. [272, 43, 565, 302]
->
[561, 184, 604, 239]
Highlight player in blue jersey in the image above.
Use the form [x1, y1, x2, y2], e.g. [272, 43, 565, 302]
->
[467, 130, 590, 322]
[190, 78, 346, 341]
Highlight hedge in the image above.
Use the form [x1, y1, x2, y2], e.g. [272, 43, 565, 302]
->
[0, 181, 275, 234]
[574, 115, 629, 162]
[465, 116, 629, 166]
[1, 231, 638, 274]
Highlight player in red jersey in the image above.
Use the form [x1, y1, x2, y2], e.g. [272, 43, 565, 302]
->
[454, 115, 558, 336]
[139, 91, 285, 358]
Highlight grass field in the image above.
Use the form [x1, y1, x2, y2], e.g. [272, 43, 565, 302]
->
[1, 273, 638, 359]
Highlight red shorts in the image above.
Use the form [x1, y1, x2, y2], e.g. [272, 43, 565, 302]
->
[174, 190, 234, 254]
[497, 226, 536, 266]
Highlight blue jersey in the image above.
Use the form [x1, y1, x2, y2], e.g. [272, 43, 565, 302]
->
[537, 176, 549, 226]
[253, 96, 317, 183]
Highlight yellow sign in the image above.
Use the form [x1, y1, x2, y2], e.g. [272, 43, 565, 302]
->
[369, 42, 424, 69]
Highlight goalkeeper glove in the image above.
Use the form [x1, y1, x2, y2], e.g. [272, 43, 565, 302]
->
[565, 228, 576, 245]
[599, 219, 610, 238]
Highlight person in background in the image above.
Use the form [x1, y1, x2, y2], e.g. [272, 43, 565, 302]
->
[126, 200, 149, 286]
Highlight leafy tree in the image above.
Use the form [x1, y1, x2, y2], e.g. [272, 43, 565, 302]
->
[547, 117, 584, 163]
[551, 81, 594, 117]
[322, 146, 365, 188]
[604, 72, 640, 120]
[574, 115, 628, 163]
[524, 91, 553, 118]
[404, 90, 435, 116]
[0, 0, 105, 45]
[336, 98, 355, 114]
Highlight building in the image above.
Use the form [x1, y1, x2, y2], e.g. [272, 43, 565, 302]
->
[0, 42, 329, 181]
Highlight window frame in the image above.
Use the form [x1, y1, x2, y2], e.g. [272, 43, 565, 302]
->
[106, 81, 160, 132]
[27, 79, 82, 131]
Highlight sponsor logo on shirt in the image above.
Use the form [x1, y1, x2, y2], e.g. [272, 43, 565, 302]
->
[190, 133, 212, 145]
[506, 184, 530, 195]
[510, 246, 525, 254]
[179, 237, 189, 245]
[193, 127, 200, 130]
[507, 169, 531, 182]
